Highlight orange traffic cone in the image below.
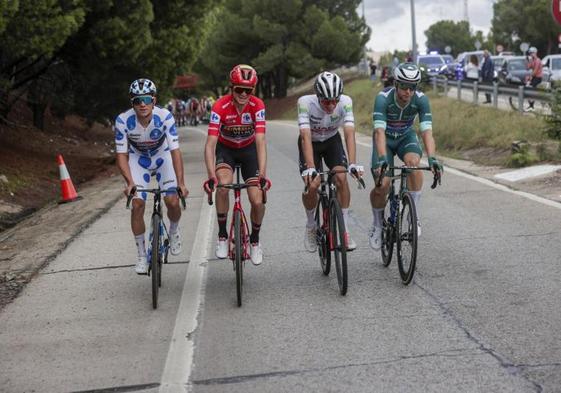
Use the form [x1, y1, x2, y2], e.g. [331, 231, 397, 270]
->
[57, 154, 80, 203]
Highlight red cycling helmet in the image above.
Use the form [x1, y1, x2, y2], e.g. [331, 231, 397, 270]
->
[229, 64, 258, 88]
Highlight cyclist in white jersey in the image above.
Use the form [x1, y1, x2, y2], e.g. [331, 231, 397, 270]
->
[115, 78, 189, 274]
[298, 71, 364, 252]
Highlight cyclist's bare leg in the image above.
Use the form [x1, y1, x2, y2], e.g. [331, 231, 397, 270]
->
[333, 166, 350, 208]
[370, 175, 390, 208]
[163, 195, 181, 223]
[247, 186, 265, 225]
[216, 167, 233, 216]
[403, 152, 422, 191]
[131, 199, 146, 235]
[301, 175, 321, 210]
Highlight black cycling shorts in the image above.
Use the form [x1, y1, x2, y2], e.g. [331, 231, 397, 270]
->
[298, 133, 348, 174]
[216, 142, 259, 183]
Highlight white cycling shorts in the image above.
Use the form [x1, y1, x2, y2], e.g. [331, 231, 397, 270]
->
[129, 151, 178, 201]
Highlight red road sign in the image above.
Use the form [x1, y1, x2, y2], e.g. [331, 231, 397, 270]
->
[552, 0, 561, 25]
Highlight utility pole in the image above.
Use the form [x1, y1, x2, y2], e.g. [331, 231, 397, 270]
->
[463, 0, 469, 23]
[410, 0, 417, 62]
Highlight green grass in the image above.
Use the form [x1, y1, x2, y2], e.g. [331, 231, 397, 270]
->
[276, 77, 561, 167]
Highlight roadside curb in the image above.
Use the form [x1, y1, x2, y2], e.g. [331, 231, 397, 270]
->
[0, 174, 123, 310]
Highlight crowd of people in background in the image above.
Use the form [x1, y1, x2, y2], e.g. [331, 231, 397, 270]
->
[167, 96, 215, 127]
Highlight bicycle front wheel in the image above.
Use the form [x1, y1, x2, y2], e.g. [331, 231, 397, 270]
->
[381, 195, 395, 267]
[396, 192, 418, 285]
[234, 210, 243, 307]
[316, 198, 331, 276]
[151, 215, 161, 309]
[330, 199, 348, 296]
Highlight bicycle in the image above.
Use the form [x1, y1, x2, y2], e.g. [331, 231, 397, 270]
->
[307, 166, 365, 296]
[376, 164, 440, 285]
[127, 187, 186, 309]
[206, 164, 267, 307]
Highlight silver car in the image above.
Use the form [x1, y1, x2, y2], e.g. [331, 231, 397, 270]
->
[542, 54, 561, 88]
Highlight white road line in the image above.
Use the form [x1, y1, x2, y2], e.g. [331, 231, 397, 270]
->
[159, 157, 214, 393]
[270, 120, 561, 210]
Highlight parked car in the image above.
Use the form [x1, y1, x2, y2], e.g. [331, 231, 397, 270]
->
[490, 56, 508, 81]
[443, 50, 485, 80]
[498, 56, 531, 85]
[416, 54, 447, 78]
[542, 54, 561, 88]
[441, 54, 454, 64]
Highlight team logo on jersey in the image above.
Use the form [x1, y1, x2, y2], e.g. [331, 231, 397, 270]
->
[255, 109, 265, 121]
[115, 129, 124, 140]
[150, 129, 162, 140]
[330, 115, 339, 122]
[298, 106, 308, 114]
[344, 104, 352, 113]
[241, 113, 252, 124]
[210, 112, 220, 123]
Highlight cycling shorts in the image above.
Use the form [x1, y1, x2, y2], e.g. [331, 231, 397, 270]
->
[371, 130, 422, 176]
[129, 150, 178, 201]
[298, 132, 348, 174]
[215, 141, 259, 183]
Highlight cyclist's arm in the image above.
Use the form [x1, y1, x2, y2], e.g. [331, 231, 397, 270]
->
[299, 127, 315, 169]
[420, 129, 436, 157]
[170, 148, 186, 189]
[255, 133, 267, 178]
[373, 128, 387, 158]
[204, 135, 218, 179]
[116, 153, 133, 185]
[342, 124, 357, 164]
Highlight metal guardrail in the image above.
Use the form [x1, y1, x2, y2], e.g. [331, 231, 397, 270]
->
[429, 77, 551, 113]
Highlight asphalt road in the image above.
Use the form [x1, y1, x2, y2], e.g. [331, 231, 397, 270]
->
[1, 121, 561, 393]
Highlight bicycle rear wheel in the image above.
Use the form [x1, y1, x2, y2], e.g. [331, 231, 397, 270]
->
[316, 198, 331, 276]
[151, 215, 161, 309]
[381, 195, 395, 267]
[330, 199, 348, 295]
[397, 192, 418, 285]
[234, 210, 243, 307]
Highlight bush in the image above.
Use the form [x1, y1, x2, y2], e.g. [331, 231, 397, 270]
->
[545, 88, 561, 140]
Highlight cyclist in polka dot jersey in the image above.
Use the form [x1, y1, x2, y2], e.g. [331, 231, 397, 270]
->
[115, 78, 189, 275]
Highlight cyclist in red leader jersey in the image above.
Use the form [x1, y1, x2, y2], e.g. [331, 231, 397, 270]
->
[204, 64, 271, 266]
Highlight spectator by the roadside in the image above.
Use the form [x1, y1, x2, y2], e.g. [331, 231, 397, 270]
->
[370, 61, 377, 82]
[481, 50, 494, 104]
[465, 54, 479, 80]
[527, 47, 543, 110]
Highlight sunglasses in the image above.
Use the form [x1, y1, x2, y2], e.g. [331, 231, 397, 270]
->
[131, 95, 154, 105]
[233, 87, 253, 95]
[319, 98, 339, 105]
[396, 82, 417, 91]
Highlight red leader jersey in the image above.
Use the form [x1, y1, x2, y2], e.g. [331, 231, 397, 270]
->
[207, 94, 266, 149]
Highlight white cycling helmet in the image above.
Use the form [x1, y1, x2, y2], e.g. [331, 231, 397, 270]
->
[314, 71, 343, 100]
[129, 78, 157, 96]
[393, 63, 421, 84]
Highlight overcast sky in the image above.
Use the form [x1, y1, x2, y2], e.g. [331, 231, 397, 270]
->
[360, 0, 496, 53]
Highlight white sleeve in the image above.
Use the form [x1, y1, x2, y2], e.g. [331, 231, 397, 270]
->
[164, 110, 179, 150]
[341, 96, 355, 126]
[114, 116, 128, 153]
[297, 97, 311, 129]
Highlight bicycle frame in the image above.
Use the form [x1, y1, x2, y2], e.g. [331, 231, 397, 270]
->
[227, 172, 251, 262]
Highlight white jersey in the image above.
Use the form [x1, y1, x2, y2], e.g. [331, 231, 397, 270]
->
[114, 106, 179, 155]
[297, 94, 355, 142]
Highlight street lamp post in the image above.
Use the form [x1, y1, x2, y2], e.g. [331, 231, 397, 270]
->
[410, 0, 417, 62]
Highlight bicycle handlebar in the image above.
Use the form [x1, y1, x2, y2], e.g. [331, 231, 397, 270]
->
[375, 164, 442, 189]
[205, 180, 267, 206]
[126, 186, 187, 209]
[303, 168, 365, 193]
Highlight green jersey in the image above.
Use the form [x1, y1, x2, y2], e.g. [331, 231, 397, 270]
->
[372, 87, 432, 138]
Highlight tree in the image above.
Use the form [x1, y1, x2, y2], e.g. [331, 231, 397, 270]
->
[491, 0, 558, 55]
[425, 20, 474, 57]
[196, 0, 370, 98]
[0, 0, 85, 122]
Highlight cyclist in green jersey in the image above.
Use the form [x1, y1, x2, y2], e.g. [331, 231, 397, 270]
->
[369, 63, 443, 250]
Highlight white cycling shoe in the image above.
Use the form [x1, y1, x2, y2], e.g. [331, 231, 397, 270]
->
[250, 243, 263, 266]
[304, 225, 317, 252]
[346, 232, 357, 251]
[216, 237, 228, 259]
[170, 230, 182, 255]
[135, 255, 149, 275]
[368, 226, 383, 251]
